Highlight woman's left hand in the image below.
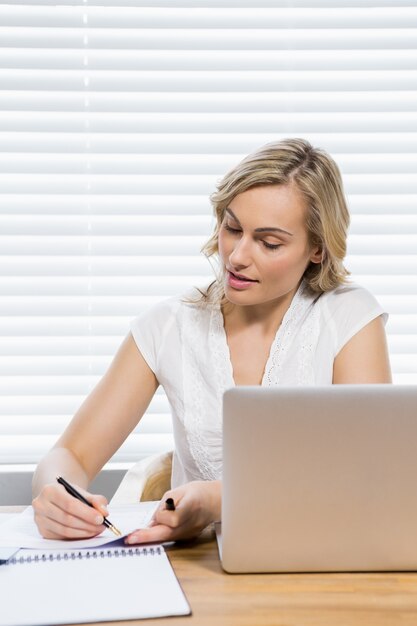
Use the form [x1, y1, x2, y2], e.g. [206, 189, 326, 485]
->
[124, 480, 221, 544]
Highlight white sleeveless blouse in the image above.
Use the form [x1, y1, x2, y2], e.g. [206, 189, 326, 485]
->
[130, 281, 387, 488]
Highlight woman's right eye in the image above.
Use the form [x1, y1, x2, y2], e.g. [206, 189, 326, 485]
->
[224, 223, 241, 234]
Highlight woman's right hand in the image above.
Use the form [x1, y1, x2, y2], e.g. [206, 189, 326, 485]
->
[32, 482, 109, 540]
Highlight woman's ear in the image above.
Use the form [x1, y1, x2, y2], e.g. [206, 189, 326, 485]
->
[309, 245, 324, 264]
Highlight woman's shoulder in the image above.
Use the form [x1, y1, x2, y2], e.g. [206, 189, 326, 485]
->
[320, 282, 379, 306]
[133, 283, 215, 323]
[318, 281, 386, 323]
[132, 293, 180, 324]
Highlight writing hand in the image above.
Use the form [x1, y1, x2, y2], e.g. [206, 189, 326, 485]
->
[32, 482, 109, 540]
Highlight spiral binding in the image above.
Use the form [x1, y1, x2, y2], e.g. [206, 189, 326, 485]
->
[7, 546, 162, 566]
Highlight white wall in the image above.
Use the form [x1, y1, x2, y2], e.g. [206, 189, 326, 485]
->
[0, 466, 128, 506]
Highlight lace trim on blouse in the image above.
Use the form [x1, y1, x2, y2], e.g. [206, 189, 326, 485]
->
[264, 282, 320, 386]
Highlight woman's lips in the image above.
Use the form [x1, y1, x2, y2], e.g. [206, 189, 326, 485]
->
[227, 270, 258, 290]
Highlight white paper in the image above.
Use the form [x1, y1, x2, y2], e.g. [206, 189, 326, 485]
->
[0, 544, 191, 626]
[0, 501, 158, 549]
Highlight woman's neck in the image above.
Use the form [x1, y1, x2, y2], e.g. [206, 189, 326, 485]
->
[222, 285, 299, 337]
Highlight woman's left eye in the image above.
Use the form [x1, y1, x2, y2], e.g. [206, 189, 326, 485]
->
[262, 241, 281, 250]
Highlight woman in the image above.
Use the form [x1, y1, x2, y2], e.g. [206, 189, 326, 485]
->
[32, 138, 391, 543]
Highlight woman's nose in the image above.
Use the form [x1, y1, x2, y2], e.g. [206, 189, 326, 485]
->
[229, 236, 251, 269]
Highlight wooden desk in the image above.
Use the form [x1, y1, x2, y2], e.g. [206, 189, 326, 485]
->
[4, 507, 417, 626]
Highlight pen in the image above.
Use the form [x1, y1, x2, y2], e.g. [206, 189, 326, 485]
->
[56, 476, 122, 537]
[165, 497, 176, 511]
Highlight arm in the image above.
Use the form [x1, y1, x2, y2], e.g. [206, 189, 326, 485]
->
[32, 333, 159, 539]
[333, 315, 392, 384]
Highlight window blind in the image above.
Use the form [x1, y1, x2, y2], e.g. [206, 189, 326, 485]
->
[1, 1, 416, 466]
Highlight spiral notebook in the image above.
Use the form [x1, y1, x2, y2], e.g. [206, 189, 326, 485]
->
[0, 545, 191, 626]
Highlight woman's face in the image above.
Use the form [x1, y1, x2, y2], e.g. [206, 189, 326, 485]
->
[218, 183, 322, 308]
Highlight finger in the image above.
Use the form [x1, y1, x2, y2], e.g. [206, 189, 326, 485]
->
[89, 496, 109, 518]
[151, 509, 181, 529]
[49, 501, 106, 532]
[56, 484, 109, 518]
[153, 496, 192, 525]
[34, 503, 105, 539]
[125, 524, 177, 545]
[37, 522, 104, 540]
[34, 493, 106, 532]
[36, 515, 105, 540]
[145, 496, 176, 527]
[35, 503, 105, 537]
[52, 486, 108, 526]
[74, 487, 109, 517]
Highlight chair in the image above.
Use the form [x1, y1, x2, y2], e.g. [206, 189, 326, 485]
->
[110, 450, 173, 505]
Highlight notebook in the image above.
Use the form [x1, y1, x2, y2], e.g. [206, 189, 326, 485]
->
[0, 545, 191, 626]
[220, 384, 417, 573]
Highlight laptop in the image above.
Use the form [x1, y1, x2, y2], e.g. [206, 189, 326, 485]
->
[219, 385, 417, 573]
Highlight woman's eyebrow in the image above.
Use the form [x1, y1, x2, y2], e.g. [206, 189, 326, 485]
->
[254, 226, 293, 236]
[225, 208, 293, 237]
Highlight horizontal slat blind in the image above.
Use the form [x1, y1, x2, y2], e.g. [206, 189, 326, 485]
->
[1, 1, 416, 465]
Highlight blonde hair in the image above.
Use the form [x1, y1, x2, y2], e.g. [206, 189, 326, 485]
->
[197, 138, 350, 304]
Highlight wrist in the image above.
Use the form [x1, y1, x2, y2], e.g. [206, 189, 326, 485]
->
[206, 480, 222, 522]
